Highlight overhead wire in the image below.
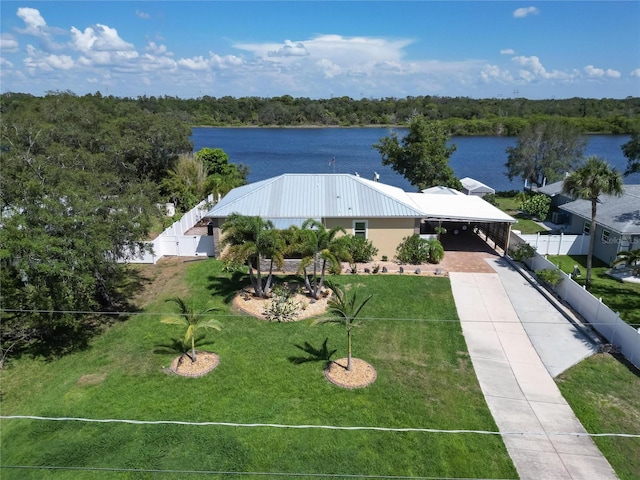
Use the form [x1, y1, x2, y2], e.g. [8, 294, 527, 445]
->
[1, 415, 639, 438]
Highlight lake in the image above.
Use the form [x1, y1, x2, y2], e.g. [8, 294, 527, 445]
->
[191, 128, 638, 192]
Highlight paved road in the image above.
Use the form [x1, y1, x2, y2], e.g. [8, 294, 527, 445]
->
[450, 257, 617, 480]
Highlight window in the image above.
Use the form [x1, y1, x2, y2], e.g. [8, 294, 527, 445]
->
[602, 230, 610, 243]
[353, 220, 367, 238]
[583, 221, 591, 234]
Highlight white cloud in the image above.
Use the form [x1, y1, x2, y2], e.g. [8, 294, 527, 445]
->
[631, 68, 640, 78]
[24, 45, 74, 71]
[584, 65, 604, 77]
[585, 65, 621, 79]
[146, 42, 169, 55]
[136, 10, 150, 20]
[71, 24, 134, 53]
[481, 64, 513, 82]
[268, 40, 308, 58]
[512, 55, 574, 81]
[17, 7, 47, 34]
[0, 57, 15, 68]
[500, 49, 515, 55]
[0, 33, 19, 53]
[513, 7, 539, 18]
[178, 55, 209, 71]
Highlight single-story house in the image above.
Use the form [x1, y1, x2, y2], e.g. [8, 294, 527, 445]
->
[558, 184, 640, 265]
[205, 174, 516, 260]
[459, 177, 495, 197]
[536, 180, 574, 224]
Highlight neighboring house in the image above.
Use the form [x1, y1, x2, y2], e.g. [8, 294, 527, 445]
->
[558, 185, 640, 265]
[536, 180, 574, 224]
[205, 174, 516, 260]
[459, 177, 495, 197]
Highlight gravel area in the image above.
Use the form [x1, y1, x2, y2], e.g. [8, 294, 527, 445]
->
[233, 288, 331, 321]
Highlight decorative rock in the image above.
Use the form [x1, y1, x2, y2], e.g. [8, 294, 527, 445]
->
[364, 268, 371, 273]
[382, 266, 388, 273]
[415, 268, 421, 275]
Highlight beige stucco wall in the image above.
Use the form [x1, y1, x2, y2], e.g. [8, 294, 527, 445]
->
[324, 217, 416, 261]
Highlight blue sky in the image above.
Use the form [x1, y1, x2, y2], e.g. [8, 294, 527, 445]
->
[1, 1, 639, 99]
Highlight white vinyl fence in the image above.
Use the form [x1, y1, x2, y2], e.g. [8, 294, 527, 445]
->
[123, 194, 215, 264]
[512, 233, 640, 370]
[515, 232, 589, 256]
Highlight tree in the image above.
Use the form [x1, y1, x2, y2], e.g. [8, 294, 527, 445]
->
[160, 297, 222, 362]
[291, 219, 348, 300]
[161, 154, 209, 212]
[374, 116, 462, 191]
[621, 131, 640, 176]
[521, 194, 552, 220]
[562, 156, 624, 290]
[0, 103, 163, 358]
[313, 282, 373, 372]
[195, 147, 249, 199]
[613, 249, 640, 277]
[506, 120, 587, 188]
[220, 214, 285, 298]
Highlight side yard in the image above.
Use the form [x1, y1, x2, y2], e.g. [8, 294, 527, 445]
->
[547, 254, 640, 325]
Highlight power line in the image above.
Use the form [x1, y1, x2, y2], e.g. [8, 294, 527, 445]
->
[0, 465, 516, 480]
[1, 308, 620, 327]
[2, 415, 638, 438]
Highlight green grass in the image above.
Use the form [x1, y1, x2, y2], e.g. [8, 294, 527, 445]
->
[547, 255, 640, 326]
[494, 196, 548, 234]
[0, 260, 516, 479]
[557, 354, 640, 480]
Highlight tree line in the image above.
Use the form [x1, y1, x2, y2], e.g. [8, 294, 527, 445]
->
[4, 91, 640, 134]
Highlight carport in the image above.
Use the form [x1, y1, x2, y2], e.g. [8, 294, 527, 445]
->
[408, 190, 517, 254]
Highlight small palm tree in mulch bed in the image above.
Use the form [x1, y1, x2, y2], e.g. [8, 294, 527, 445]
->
[313, 281, 377, 389]
[160, 297, 222, 376]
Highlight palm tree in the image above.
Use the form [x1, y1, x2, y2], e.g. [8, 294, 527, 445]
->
[313, 281, 373, 372]
[292, 219, 348, 300]
[613, 249, 640, 277]
[562, 156, 624, 290]
[160, 297, 222, 363]
[220, 214, 285, 298]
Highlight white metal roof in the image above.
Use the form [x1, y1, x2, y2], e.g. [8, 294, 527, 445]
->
[206, 174, 424, 219]
[207, 174, 516, 224]
[406, 192, 516, 223]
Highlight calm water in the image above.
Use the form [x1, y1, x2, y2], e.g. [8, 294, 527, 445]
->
[191, 128, 638, 192]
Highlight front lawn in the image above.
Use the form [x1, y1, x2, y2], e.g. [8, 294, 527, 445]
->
[547, 254, 640, 326]
[557, 354, 640, 480]
[0, 259, 516, 479]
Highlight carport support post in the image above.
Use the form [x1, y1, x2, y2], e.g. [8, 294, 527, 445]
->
[504, 224, 512, 257]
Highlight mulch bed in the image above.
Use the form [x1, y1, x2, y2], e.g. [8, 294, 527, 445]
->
[324, 357, 377, 389]
[170, 352, 220, 377]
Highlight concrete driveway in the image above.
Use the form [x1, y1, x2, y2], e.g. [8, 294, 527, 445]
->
[450, 257, 616, 480]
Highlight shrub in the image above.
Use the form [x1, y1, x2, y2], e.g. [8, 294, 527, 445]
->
[264, 284, 300, 322]
[521, 194, 551, 220]
[482, 193, 498, 206]
[428, 239, 444, 264]
[509, 242, 536, 262]
[336, 235, 379, 263]
[396, 234, 431, 264]
[535, 268, 563, 287]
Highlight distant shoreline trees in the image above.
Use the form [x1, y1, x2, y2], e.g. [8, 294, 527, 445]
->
[3, 91, 639, 135]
